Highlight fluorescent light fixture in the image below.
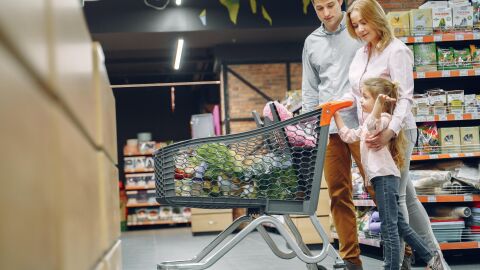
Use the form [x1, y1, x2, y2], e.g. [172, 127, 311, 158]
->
[175, 0, 182, 6]
[174, 38, 184, 70]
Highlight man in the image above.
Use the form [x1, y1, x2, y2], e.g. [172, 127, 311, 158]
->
[302, 1, 364, 269]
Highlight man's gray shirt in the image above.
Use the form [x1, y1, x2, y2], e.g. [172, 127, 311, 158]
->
[302, 13, 363, 133]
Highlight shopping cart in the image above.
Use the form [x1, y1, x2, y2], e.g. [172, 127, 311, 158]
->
[154, 101, 353, 270]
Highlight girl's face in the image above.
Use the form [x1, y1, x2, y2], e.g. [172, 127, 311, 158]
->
[360, 89, 375, 113]
[349, 10, 379, 45]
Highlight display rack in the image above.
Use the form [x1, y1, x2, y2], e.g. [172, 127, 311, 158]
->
[123, 141, 191, 229]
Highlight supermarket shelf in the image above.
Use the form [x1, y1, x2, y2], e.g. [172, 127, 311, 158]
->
[411, 152, 480, 161]
[416, 112, 480, 122]
[417, 194, 480, 203]
[127, 220, 190, 226]
[438, 241, 480, 250]
[126, 202, 160, 208]
[353, 199, 376, 207]
[399, 32, 480, 44]
[414, 68, 480, 79]
[125, 186, 155, 191]
[331, 232, 381, 247]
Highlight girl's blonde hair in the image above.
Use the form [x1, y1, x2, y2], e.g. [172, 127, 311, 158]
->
[346, 0, 394, 53]
[362, 77, 407, 169]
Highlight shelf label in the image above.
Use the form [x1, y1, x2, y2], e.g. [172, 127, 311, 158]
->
[414, 36, 423, 43]
[460, 69, 468, 76]
[474, 32, 480, 40]
[442, 70, 450, 77]
[475, 69, 480, 76]
[427, 195, 436, 202]
[430, 154, 439, 159]
[464, 195, 473, 202]
[417, 72, 425, 78]
[434, 35, 442, 42]
[455, 34, 464, 41]
[450, 153, 459, 158]
[465, 153, 474, 157]
[438, 115, 447, 121]
[400, 37, 407, 43]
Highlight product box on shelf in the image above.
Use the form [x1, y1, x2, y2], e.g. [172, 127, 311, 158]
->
[453, 48, 473, 69]
[447, 90, 465, 114]
[437, 47, 456, 70]
[460, 126, 480, 151]
[471, 44, 480, 67]
[159, 206, 173, 219]
[387, 11, 411, 37]
[413, 93, 431, 116]
[420, 1, 449, 9]
[432, 8, 453, 32]
[473, 0, 480, 29]
[452, 5, 474, 30]
[410, 9, 433, 36]
[439, 127, 461, 153]
[414, 43, 437, 71]
[125, 173, 155, 188]
[431, 219, 465, 243]
[428, 89, 448, 115]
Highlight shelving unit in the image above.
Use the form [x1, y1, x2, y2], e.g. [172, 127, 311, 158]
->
[123, 141, 191, 229]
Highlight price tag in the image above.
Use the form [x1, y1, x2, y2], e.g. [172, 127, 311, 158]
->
[442, 70, 450, 77]
[430, 154, 439, 159]
[464, 195, 473, 202]
[438, 115, 447, 121]
[414, 36, 423, 43]
[474, 32, 480, 40]
[455, 34, 464, 41]
[399, 37, 407, 43]
[475, 69, 480, 76]
[434, 35, 442, 42]
[466, 153, 474, 157]
[450, 153, 459, 158]
[417, 72, 425, 78]
[460, 69, 468, 76]
[427, 195, 436, 202]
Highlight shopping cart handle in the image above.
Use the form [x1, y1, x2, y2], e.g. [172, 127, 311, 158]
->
[316, 100, 353, 126]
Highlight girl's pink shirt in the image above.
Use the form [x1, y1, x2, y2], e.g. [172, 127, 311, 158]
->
[339, 113, 401, 183]
[345, 38, 416, 134]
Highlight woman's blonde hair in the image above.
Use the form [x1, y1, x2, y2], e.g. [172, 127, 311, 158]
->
[346, 0, 394, 53]
[362, 77, 407, 169]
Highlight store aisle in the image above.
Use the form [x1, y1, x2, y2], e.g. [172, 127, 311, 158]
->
[122, 227, 478, 270]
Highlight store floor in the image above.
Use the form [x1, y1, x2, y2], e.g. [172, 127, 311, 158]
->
[122, 227, 479, 270]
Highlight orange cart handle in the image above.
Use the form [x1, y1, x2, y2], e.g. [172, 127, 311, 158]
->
[317, 100, 353, 126]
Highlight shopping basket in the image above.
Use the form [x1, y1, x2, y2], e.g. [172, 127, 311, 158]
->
[154, 101, 352, 270]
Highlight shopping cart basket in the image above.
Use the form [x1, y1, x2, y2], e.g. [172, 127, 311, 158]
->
[154, 101, 353, 270]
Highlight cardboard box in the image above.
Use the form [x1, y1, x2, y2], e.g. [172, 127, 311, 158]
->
[414, 43, 437, 71]
[410, 9, 433, 36]
[460, 126, 480, 151]
[452, 5, 474, 30]
[387, 11, 410, 37]
[439, 127, 461, 153]
[432, 7, 453, 31]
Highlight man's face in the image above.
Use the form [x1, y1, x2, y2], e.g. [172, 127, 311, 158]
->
[312, 0, 344, 32]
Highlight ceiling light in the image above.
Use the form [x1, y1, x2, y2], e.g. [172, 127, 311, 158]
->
[174, 38, 184, 70]
[175, 0, 182, 6]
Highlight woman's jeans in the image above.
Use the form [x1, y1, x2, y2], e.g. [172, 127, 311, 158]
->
[372, 175, 433, 270]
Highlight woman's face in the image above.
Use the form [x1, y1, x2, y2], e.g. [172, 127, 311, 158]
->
[349, 10, 379, 45]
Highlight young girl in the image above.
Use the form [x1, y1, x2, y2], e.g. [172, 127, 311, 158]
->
[333, 77, 443, 270]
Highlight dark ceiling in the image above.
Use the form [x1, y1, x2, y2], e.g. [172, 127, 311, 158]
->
[83, 0, 322, 84]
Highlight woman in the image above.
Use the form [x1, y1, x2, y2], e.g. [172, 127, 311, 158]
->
[344, 0, 450, 269]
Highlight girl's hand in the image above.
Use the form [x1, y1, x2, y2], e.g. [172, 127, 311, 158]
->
[376, 94, 396, 104]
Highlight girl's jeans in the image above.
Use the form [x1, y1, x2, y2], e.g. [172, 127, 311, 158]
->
[372, 175, 434, 270]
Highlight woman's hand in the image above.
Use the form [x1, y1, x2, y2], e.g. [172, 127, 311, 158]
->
[365, 128, 395, 151]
